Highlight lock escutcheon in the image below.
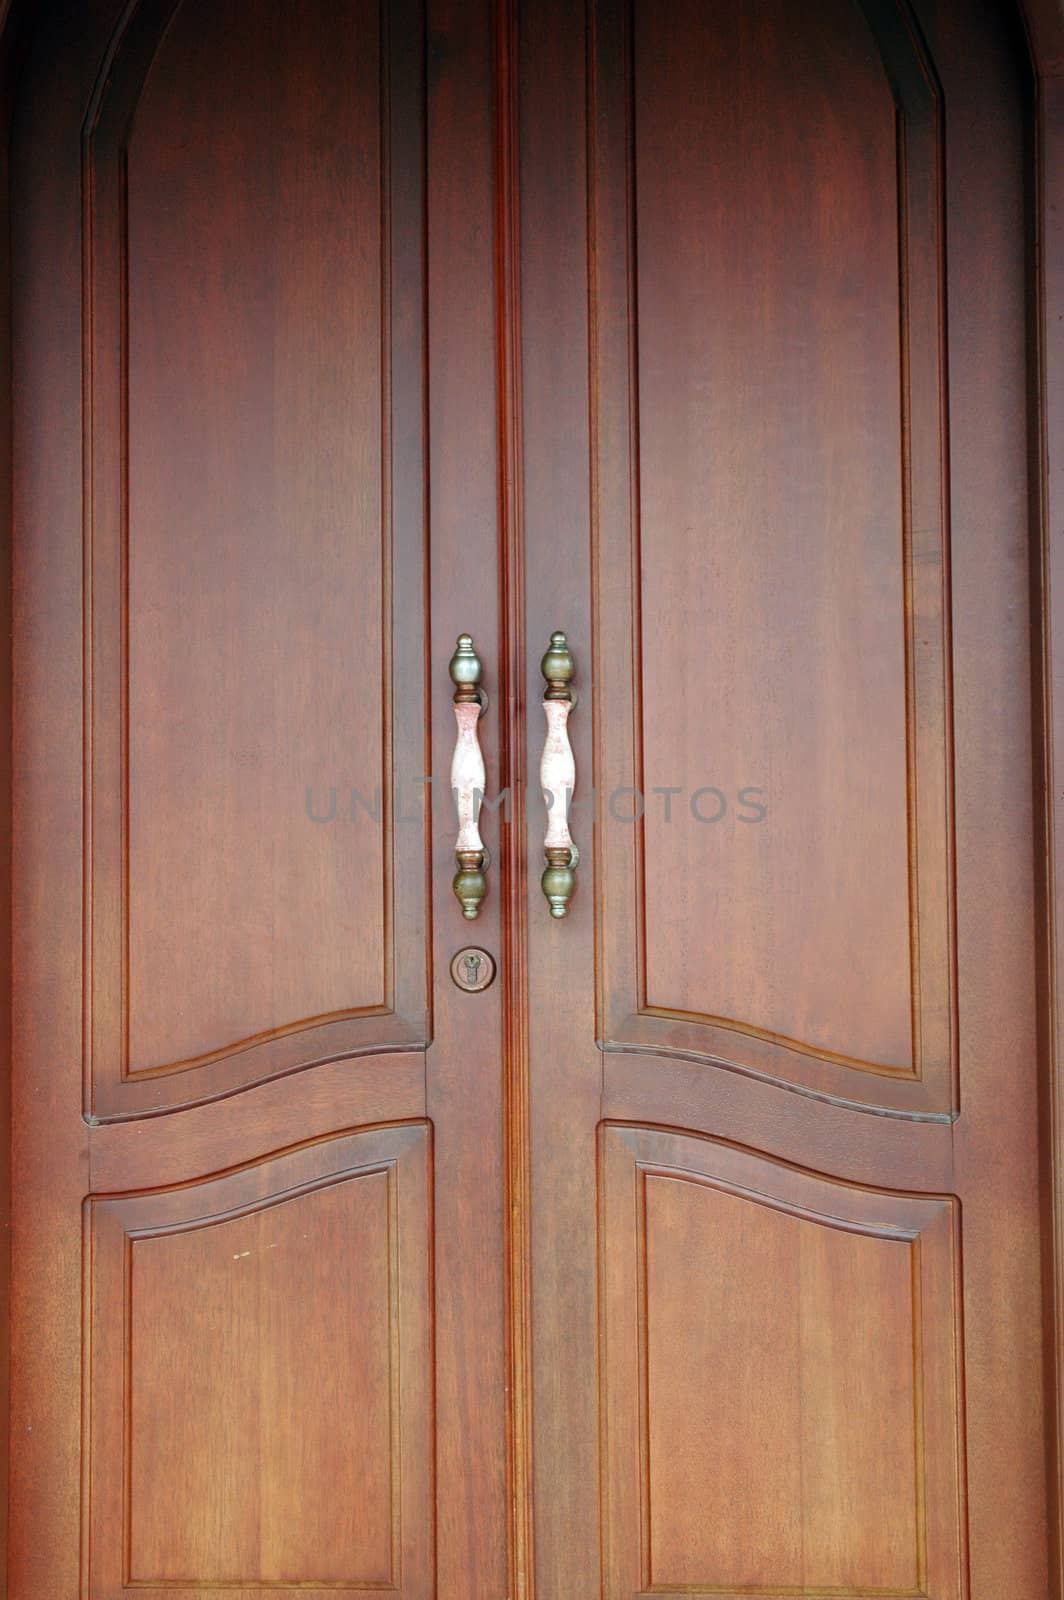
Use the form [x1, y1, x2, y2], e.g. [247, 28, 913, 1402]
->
[449, 946, 496, 992]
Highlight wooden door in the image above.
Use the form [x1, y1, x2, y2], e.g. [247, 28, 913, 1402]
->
[4, 0, 1054, 1597]
[516, 0, 1050, 1597]
[9, 0, 508, 1595]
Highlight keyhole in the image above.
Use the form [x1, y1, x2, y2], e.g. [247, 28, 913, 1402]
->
[450, 946, 496, 992]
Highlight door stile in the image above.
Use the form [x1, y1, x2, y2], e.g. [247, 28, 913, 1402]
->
[518, 0, 604, 1591]
[493, 0, 536, 1595]
[9, 11, 96, 1587]
[426, 0, 511, 1592]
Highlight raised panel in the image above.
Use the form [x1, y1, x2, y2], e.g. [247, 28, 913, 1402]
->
[87, 1123, 433, 1599]
[83, 0, 429, 1117]
[599, 1125, 965, 1600]
[591, 0, 955, 1115]
[646, 1178, 918, 1590]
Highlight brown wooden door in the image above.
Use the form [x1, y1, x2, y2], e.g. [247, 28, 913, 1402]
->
[4, 0, 1052, 1597]
[516, 0, 1050, 1597]
[9, 1, 508, 1595]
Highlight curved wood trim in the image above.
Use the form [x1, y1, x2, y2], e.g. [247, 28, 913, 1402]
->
[70, 0, 432, 1119]
[636, 1004, 927, 1078]
[118, 1002, 415, 1082]
[92, 1012, 427, 1122]
[599, 1034, 955, 1124]
[589, 0, 956, 1111]
[601, 1052, 957, 1191]
[603, 1011, 948, 1118]
[88, 1051, 427, 1191]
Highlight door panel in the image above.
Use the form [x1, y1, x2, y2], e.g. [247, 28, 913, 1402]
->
[88, 1125, 432, 1598]
[84, 0, 429, 1117]
[600, 1126, 962, 1600]
[593, 0, 953, 1114]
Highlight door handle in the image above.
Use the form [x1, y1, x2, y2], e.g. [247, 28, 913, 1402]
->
[449, 634, 489, 919]
[539, 631, 578, 917]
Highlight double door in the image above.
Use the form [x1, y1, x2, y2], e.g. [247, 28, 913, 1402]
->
[7, 0, 1050, 1595]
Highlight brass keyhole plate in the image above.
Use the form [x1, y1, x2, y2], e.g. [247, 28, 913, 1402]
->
[450, 946, 496, 993]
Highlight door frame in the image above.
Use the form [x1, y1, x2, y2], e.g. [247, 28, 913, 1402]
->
[1024, 0, 1064, 1587]
[0, 0, 1061, 1594]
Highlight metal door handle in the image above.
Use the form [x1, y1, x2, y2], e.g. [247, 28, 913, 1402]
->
[450, 634, 489, 918]
[539, 631, 578, 917]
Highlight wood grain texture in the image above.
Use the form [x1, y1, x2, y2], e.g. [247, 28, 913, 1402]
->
[1, 0, 1059, 1596]
[932, 1, 1049, 1590]
[643, 1178, 918, 1591]
[83, 0, 430, 1117]
[635, 0, 910, 1072]
[590, 0, 955, 1116]
[524, 0, 1048, 1593]
[598, 1127, 964, 1598]
[599, 1127, 963, 1600]
[1025, 5, 1064, 1591]
[7, 2, 503, 1595]
[88, 1124, 432, 1597]
[425, 0, 511, 1591]
[9, 7, 97, 1590]
[88, 1052, 427, 1191]
[517, 0, 603, 1590]
[494, 1, 536, 1593]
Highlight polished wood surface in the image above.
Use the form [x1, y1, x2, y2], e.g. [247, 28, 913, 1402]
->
[523, 0, 1047, 1594]
[89, 1126, 432, 1595]
[99, 0, 395, 1075]
[634, 0, 918, 1078]
[83, 0, 430, 1117]
[8, 0, 505, 1594]
[1034, 8, 1064, 1581]
[426, 0, 510, 1590]
[600, 1127, 962, 1597]
[592, 0, 953, 1113]
[1, 0, 1057, 1596]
